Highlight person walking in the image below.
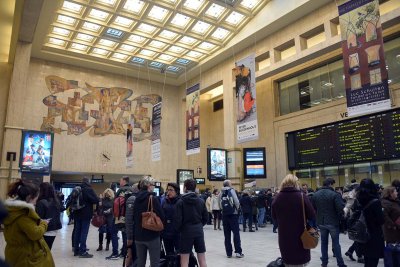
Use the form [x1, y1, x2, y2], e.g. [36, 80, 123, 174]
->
[175, 179, 208, 267]
[357, 178, 385, 267]
[312, 177, 347, 267]
[218, 180, 244, 258]
[272, 174, 316, 266]
[73, 177, 99, 258]
[133, 176, 165, 267]
[210, 189, 222, 230]
[3, 179, 55, 267]
[36, 182, 62, 250]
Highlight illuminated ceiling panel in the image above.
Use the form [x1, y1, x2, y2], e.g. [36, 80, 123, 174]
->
[43, 0, 267, 77]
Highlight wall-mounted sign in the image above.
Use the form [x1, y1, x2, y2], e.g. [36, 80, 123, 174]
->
[91, 177, 104, 184]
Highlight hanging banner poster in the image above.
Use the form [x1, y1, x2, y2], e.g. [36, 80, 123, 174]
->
[338, 0, 390, 116]
[126, 118, 133, 168]
[233, 53, 259, 143]
[186, 83, 200, 155]
[151, 102, 162, 161]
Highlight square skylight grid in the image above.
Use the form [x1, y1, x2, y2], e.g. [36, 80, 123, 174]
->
[183, 0, 204, 12]
[137, 23, 158, 34]
[119, 44, 136, 52]
[179, 36, 197, 46]
[240, 0, 261, 9]
[192, 21, 211, 35]
[82, 22, 102, 32]
[57, 15, 76, 26]
[128, 34, 147, 44]
[168, 45, 187, 54]
[70, 43, 89, 52]
[52, 27, 71, 36]
[186, 51, 203, 59]
[159, 30, 179, 40]
[111, 52, 129, 61]
[211, 27, 230, 40]
[225, 11, 245, 26]
[123, 0, 145, 14]
[48, 38, 66, 47]
[198, 42, 216, 51]
[92, 47, 110, 56]
[149, 40, 166, 49]
[114, 16, 134, 27]
[140, 49, 156, 57]
[96, 0, 118, 7]
[62, 1, 83, 13]
[205, 3, 226, 19]
[98, 39, 117, 47]
[88, 8, 110, 21]
[105, 28, 125, 39]
[170, 13, 191, 28]
[148, 6, 169, 22]
[158, 54, 175, 62]
[76, 33, 95, 43]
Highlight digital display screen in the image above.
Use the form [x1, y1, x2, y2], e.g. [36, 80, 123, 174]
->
[19, 130, 54, 174]
[243, 147, 266, 179]
[207, 148, 227, 181]
[286, 108, 400, 170]
[153, 187, 160, 197]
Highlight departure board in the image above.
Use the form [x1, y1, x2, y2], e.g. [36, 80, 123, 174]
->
[286, 108, 400, 170]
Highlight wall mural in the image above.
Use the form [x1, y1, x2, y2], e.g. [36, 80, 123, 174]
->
[41, 75, 161, 141]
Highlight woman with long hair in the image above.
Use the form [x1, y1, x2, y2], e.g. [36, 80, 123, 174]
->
[3, 179, 55, 267]
[36, 182, 62, 249]
[272, 174, 316, 267]
[381, 186, 400, 244]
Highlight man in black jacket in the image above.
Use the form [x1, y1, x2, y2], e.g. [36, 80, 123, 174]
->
[175, 178, 208, 267]
[73, 177, 99, 258]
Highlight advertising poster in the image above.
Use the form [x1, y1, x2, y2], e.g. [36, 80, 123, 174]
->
[233, 54, 259, 143]
[209, 149, 227, 181]
[186, 84, 200, 155]
[126, 119, 133, 168]
[338, 0, 390, 116]
[20, 131, 53, 174]
[151, 102, 162, 161]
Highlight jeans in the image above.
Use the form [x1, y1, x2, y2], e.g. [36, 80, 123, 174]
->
[242, 212, 253, 230]
[135, 237, 160, 267]
[222, 214, 242, 255]
[258, 207, 265, 226]
[109, 223, 119, 255]
[74, 218, 91, 254]
[319, 224, 345, 266]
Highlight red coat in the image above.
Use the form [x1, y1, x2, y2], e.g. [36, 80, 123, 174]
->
[272, 187, 316, 265]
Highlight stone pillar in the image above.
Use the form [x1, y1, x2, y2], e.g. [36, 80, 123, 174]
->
[0, 42, 32, 199]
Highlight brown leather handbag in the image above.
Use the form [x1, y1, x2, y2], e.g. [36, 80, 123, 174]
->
[142, 195, 164, 231]
[300, 193, 319, 249]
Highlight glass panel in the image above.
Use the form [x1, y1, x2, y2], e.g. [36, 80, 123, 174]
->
[353, 162, 371, 181]
[338, 164, 355, 186]
[371, 161, 389, 186]
[322, 166, 339, 186]
[385, 38, 400, 85]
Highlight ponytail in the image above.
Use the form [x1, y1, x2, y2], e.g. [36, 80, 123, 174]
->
[8, 179, 39, 201]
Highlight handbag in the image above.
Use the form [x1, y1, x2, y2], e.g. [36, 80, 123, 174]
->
[300, 193, 319, 249]
[266, 257, 284, 267]
[91, 213, 106, 228]
[142, 195, 164, 231]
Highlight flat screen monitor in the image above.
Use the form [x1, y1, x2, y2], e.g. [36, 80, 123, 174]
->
[153, 187, 160, 197]
[176, 169, 194, 193]
[207, 148, 227, 181]
[19, 130, 54, 174]
[243, 147, 266, 179]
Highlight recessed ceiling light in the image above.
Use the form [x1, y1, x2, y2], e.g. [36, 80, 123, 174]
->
[89, 8, 110, 21]
[62, 1, 83, 13]
[98, 39, 117, 47]
[211, 27, 230, 40]
[192, 21, 211, 35]
[57, 15, 76, 26]
[76, 33, 94, 42]
[186, 51, 203, 58]
[179, 36, 197, 45]
[114, 16, 134, 27]
[120, 44, 136, 52]
[149, 40, 166, 48]
[82, 22, 102, 32]
[158, 54, 175, 62]
[52, 27, 70, 36]
[92, 48, 109, 56]
[71, 43, 88, 51]
[111, 52, 128, 60]
[168, 45, 187, 54]
[205, 3, 226, 19]
[170, 13, 190, 28]
[123, 0, 145, 14]
[137, 23, 157, 34]
[48, 38, 66, 46]
[240, 0, 261, 9]
[183, 0, 204, 12]
[128, 34, 147, 43]
[140, 49, 156, 57]
[148, 6, 169, 22]
[225, 11, 245, 25]
[198, 42, 216, 50]
[159, 30, 178, 40]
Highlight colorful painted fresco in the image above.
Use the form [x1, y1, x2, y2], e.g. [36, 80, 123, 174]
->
[41, 75, 161, 141]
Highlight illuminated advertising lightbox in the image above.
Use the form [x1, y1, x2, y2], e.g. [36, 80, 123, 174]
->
[243, 147, 266, 179]
[207, 148, 227, 181]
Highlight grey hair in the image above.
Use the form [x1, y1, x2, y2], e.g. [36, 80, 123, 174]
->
[140, 176, 155, 189]
[223, 180, 231, 187]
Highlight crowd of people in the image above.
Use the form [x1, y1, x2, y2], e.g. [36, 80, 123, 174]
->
[0, 175, 399, 267]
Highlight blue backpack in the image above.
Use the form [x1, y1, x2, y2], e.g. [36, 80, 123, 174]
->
[221, 189, 236, 215]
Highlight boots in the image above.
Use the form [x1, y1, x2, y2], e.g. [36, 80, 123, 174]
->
[105, 240, 110, 251]
[96, 245, 103, 251]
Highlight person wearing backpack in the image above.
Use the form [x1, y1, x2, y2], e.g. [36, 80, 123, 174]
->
[73, 177, 99, 258]
[356, 178, 384, 267]
[218, 179, 244, 258]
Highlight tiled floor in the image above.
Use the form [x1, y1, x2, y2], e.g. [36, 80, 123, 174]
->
[1, 214, 383, 266]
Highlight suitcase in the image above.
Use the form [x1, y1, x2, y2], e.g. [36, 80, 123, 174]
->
[384, 243, 400, 267]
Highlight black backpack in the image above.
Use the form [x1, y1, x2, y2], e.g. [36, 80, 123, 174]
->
[347, 199, 378, 243]
[221, 189, 236, 215]
[69, 186, 85, 211]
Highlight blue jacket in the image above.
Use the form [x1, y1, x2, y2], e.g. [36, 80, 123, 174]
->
[312, 186, 344, 226]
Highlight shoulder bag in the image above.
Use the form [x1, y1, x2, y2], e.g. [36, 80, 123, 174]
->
[142, 195, 164, 231]
[300, 193, 319, 249]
